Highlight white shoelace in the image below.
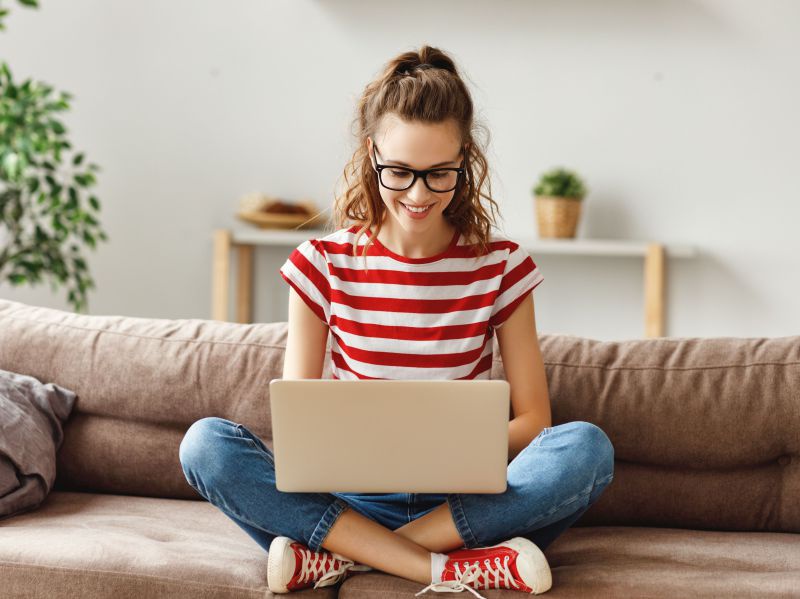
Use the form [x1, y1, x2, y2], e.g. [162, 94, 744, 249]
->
[293, 547, 371, 589]
[415, 555, 520, 599]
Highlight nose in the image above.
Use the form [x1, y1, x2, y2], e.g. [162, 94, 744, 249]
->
[405, 175, 432, 203]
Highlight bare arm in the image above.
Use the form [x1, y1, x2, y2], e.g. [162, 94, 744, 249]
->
[495, 292, 552, 462]
[282, 287, 330, 380]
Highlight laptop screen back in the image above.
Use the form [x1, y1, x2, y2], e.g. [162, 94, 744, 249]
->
[268, 379, 510, 493]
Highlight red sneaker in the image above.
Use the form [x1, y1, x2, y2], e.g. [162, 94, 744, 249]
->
[415, 537, 552, 598]
[267, 536, 372, 594]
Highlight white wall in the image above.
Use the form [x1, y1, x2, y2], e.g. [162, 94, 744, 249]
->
[1, 0, 798, 340]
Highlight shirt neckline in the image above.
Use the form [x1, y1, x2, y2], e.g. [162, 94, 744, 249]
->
[366, 226, 461, 264]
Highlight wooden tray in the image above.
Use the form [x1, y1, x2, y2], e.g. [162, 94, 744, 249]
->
[236, 201, 327, 230]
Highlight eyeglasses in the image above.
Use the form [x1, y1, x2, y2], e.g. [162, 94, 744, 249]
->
[370, 141, 465, 193]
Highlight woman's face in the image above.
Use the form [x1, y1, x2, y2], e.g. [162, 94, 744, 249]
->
[367, 113, 464, 234]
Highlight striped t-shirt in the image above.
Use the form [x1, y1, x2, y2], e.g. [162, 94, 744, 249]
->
[278, 225, 543, 380]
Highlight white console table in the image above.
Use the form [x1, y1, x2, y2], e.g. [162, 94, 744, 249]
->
[212, 227, 697, 338]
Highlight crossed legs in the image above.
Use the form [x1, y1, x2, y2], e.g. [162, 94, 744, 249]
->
[320, 501, 463, 585]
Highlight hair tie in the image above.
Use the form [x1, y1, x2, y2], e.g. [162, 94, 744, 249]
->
[400, 63, 435, 76]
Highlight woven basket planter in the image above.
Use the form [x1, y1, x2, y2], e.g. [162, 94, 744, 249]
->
[535, 195, 583, 238]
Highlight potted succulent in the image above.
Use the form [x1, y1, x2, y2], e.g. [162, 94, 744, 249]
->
[533, 167, 587, 238]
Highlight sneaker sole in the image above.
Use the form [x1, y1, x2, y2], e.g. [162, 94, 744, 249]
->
[503, 537, 553, 594]
[267, 536, 294, 594]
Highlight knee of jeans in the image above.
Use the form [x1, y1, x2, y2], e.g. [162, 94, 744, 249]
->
[569, 421, 615, 483]
[178, 416, 234, 474]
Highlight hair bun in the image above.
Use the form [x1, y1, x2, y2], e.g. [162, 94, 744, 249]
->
[388, 47, 459, 79]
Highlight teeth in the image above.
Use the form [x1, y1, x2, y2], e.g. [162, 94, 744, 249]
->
[401, 203, 431, 213]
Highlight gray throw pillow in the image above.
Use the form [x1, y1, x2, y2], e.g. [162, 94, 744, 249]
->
[0, 368, 77, 520]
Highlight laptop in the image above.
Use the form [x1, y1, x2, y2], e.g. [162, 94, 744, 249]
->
[268, 379, 510, 494]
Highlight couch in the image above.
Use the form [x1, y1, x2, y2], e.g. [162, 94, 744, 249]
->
[0, 297, 798, 598]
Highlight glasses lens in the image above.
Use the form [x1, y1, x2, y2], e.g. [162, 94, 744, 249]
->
[426, 170, 459, 192]
[381, 168, 414, 190]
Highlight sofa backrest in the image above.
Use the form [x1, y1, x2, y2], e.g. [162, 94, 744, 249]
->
[1, 298, 797, 533]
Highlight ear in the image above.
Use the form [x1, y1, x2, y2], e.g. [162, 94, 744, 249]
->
[366, 137, 373, 164]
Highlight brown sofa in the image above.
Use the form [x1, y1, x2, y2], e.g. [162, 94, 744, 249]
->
[1, 297, 798, 598]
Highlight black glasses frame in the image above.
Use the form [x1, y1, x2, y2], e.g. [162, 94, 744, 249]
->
[371, 141, 465, 193]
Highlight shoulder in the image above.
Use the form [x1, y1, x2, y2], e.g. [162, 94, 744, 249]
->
[482, 232, 538, 275]
[294, 226, 353, 254]
[310, 225, 366, 246]
[317, 226, 356, 243]
[489, 230, 523, 249]
[462, 230, 523, 258]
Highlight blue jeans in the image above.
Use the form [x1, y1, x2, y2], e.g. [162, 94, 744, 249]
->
[179, 418, 614, 554]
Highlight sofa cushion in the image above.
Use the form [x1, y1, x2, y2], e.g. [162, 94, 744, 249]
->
[0, 298, 290, 500]
[490, 334, 800, 534]
[339, 526, 800, 598]
[0, 490, 336, 598]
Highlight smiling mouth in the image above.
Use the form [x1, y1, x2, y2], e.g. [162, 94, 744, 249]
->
[399, 202, 433, 213]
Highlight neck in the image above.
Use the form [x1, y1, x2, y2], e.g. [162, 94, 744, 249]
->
[375, 217, 455, 259]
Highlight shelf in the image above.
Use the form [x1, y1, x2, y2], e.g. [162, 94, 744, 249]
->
[213, 227, 699, 338]
[229, 227, 698, 259]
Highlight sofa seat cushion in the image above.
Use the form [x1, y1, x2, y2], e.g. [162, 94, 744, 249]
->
[0, 491, 336, 598]
[339, 526, 800, 598]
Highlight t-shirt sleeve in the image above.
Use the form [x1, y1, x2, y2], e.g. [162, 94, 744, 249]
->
[279, 238, 331, 325]
[489, 242, 544, 329]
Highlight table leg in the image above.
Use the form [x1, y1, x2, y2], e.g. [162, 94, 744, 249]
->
[212, 229, 232, 321]
[644, 243, 665, 338]
[236, 244, 254, 323]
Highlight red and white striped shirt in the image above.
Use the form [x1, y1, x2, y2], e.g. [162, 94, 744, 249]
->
[278, 225, 543, 380]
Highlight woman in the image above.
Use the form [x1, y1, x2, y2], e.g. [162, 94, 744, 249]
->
[179, 45, 614, 598]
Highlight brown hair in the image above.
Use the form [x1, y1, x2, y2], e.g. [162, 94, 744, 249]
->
[328, 45, 500, 267]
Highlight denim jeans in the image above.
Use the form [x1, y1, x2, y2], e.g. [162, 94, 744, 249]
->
[178, 418, 614, 555]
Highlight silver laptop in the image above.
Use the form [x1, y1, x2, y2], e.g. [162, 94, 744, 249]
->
[268, 379, 510, 494]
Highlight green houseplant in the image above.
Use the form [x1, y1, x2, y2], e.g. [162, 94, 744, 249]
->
[532, 167, 588, 238]
[0, 0, 108, 313]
